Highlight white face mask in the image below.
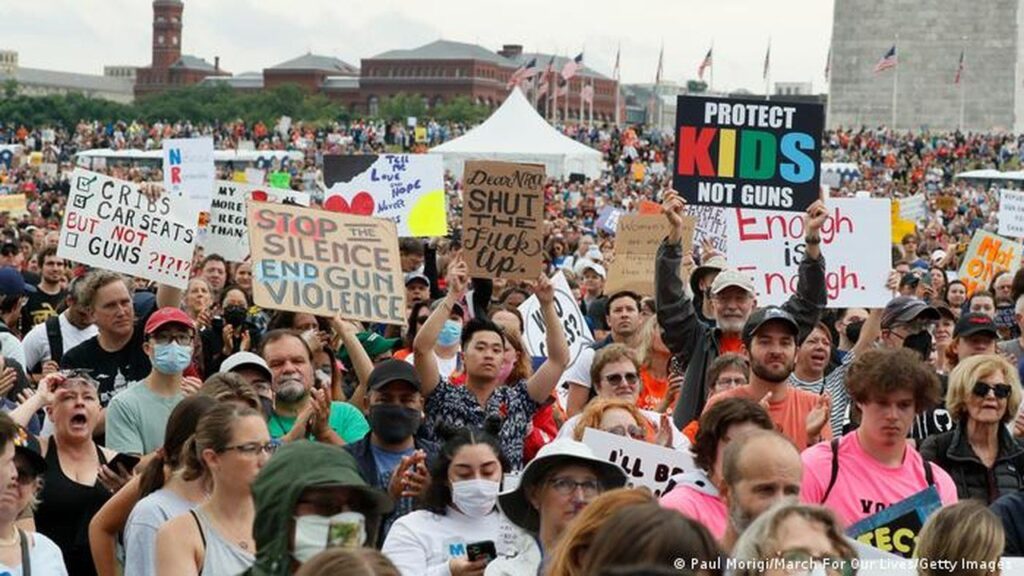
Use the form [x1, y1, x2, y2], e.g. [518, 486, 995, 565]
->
[451, 479, 500, 518]
[292, 511, 366, 563]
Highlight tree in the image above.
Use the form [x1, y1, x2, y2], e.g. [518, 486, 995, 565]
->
[376, 93, 427, 121]
[2, 79, 17, 99]
[435, 96, 489, 124]
[686, 80, 708, 94]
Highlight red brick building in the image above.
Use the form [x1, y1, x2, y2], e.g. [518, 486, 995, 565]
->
[135, 0, 227, 98]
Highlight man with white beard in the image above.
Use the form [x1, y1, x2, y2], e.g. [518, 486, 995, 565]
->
[259, 329, 369, 445]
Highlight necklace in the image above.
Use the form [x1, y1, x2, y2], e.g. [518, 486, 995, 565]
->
[0, 526, 19, 547]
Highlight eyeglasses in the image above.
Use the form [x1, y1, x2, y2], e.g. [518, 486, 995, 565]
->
[715, 376, 747, 387]
[604, 424, 646, 440]
[972, 381, 1012, 399]
[222, 441, 278, 456]
[775, 549, 854, 576]
[151, 333, 195, 346]
[547, 477, 603, 497]
[602, 372, 639, 387]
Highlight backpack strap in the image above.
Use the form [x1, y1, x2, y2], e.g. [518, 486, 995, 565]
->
[45, 316, 63, 365]
[924, 459, 934, 487]
[821, 437, 841, 504]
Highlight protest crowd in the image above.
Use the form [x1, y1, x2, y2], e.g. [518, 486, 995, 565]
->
[0, 105, 1022, 576]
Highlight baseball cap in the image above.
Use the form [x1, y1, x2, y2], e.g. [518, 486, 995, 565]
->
[954, 312, 998, 339]
[221, 351, 273, 383]
[404, 271, 430, 287]
[881, 296, 940, 329]
[579, 261, 607, 279]
[366, 359, 421, 392]
[0, 267, 35, 297]
[931, 300, 956, 321]
[337, 332, 401, 363]
[690, 254, 727, 295]
[13, 427, 45, 476]
[710, 268, 756, 296]
[144, 307, 195, 335]
[742, 306, 799, 344]
[899, 273, 920, 288]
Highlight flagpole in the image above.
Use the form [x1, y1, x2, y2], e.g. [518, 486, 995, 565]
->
[614, 42, 621, 128]
[710, 40, 715, 93]
[960, 36, 967, 132]
[765, 37, 771, 101]
[892, 33, 899, 131]
[825, 39, 832, 129]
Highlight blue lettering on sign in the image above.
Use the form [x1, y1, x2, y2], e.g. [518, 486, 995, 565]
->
[448, 543, 466, 557]
[168, 149, 182, 165]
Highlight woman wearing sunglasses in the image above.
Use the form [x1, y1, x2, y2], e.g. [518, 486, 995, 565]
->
[920, 354, 1024, 504]
[571, 398, 672, 447]
[155, 403, 273, 576]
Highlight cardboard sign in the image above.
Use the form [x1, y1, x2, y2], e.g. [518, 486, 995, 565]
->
[59, 170, 198, 289]
[248, 203, 405, 325]
[162, 137, 215, 213]
[636, 199, 661, 215]
[898, 194, 926, 222]
[0, 195, 27, 214]
[847, 487, 942, 558]
[606, 214, 694, 296]
[958, 230, 1023, 295]
[462, 161, 546, 281]
[999, 189, 1024, 238]
[595, 206, 625, 235]
[204, 181, 311, 263]
[686, 204, 728, 255]
[726, 198, 892, 307]
[323, 154, 447, 237]
[673, 95, 824, 212]
[582, 428, 695, 498]
[935, 196, 957, 212]
[518, 271, 593, 366]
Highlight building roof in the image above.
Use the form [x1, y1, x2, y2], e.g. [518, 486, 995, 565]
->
[1, 67, 132, 95]
[170, 55, 218, 71]
[199, 72, 263, 89]
[371, 39, 514, 66]
[268, 53, 358, 75]
[515, 53, 610, 80]
[322, 76, 360, 90]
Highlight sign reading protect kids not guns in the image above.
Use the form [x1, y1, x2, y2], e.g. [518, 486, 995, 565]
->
[673, 96, 824, 213]
[248, 202, 406, 325]
[58, 170, 198, 289]
[958, 230, 1023, 296]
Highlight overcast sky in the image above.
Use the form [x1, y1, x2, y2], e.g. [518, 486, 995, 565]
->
[2, 0, 835, 92]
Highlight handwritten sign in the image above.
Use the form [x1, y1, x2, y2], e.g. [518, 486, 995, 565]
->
[595, 206, 625, 235]
[248, 203, 405, 325]
[890, 201, 917, 245]
[204, 181, 311, 263]
[582, 428, 695, 497]
[898, 194, 926, 223]
[162, 137, 215, 213]
[59, 170, 197, 289]
[323, 154, 447, 237]
[606, 214, 694, 296]
[518, 271, 593, 366]
[462, 161, 545, 281]
[673, 95, 824, 212]
[726, 198, 892, 307]
[847, 487, 942, 558]
[999, 189, 1024, 238]
[958, 230, 1023, 295]
[686, 204, 728, 255]
[0, 195, 27, 214]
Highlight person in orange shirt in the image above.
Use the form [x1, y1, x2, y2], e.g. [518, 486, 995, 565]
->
[703, 307, 830, 451]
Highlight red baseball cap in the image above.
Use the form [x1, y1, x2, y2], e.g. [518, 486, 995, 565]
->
[144, 307, 195, 335]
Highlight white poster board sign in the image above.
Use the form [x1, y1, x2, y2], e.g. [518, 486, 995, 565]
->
[582, 428, 696, 497]
[999, 189, 1024, 238]
[163, 137, 215, 213]
[898, 194, 926, 222]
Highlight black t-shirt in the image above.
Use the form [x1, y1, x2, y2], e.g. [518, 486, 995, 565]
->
[911, 373, 953, 442]
[61, 323, 150, 407]
[21, 288, 65, 333]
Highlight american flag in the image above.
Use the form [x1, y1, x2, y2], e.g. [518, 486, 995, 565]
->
[507, 57, 538, 89]
[581, 82, 594, 104]
[698, 47, 713, 80]
[954, 50, 964, 84]
[557, 77, 569, 97]
[561, 53, 583, 81]
[537, 56, 555, 97]
[874, 45, 897, 73]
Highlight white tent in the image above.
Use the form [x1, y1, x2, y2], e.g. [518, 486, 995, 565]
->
[430, 88, 604, 179]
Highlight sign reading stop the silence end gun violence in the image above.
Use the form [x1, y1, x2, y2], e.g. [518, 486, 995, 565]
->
[248, 203, 406, 325]
[673, 95, 824, 213]
[462, 160, 546, 281]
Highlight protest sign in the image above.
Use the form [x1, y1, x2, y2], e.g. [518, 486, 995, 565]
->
[890, 201, 917, 245]
[897, 194, 926, 222]
[206, 181, 314, 262]
[59, 170, 197, 289]
[162, 137, 215, 212]
[248, 203, 405, 325]
[39, 163, 57, 178]
[462, 160, 545, 281]
[323, 154, 447, 237]
[606, 214, 694, 296]
[685, 204, 728, 255]
[999, 189, 1024, 238]
[595, 206, 625, 235]
[518, 271, 593, 367]
[268, 171, 291, 189]
[958, 230, 1023, 295]
[726, 198, 892, 307]
[847, 487, 942, 558]
[636, 199, 661, 215]
[244, 167, 265, 185]
[0, 195, 27, 214]
[673, 95, 824, 212]
[582, 428, 695, 497]
[935, 195, 957, 212]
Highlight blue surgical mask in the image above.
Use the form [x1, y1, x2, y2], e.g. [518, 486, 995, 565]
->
[153, 342, 192, 375]
[437, 319, 462, 347]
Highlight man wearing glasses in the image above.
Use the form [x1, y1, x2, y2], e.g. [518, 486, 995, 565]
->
[105, 307, 200, 455]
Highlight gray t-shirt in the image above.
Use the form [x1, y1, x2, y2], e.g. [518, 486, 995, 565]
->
[999, 339, 1024, 366]
[105, 382, 184, 455]
[124, 488, 195, 576]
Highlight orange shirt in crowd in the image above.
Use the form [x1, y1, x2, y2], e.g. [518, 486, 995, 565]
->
[703, 384, 831, 451]
[718, 335, 745, 356]
[637, 368, 668, 412]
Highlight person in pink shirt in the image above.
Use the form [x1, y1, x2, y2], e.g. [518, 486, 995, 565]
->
[660, 397, 773, 541]
[801, 347, 959, 528]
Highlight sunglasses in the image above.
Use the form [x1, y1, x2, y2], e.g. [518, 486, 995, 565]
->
[603, 372, 639, 386]
[972, 381, 1012, 399]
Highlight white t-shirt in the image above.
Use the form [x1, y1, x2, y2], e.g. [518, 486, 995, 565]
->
[405, 351, 460, 380]
[556, 408, 691, 451]
[562, 347, 595, 389]
[22, 313, 98, 370]
[382, 507, 527, 576]
[0, 531, 68, 576]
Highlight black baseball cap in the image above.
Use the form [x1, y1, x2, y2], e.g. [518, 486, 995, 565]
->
[742, 306, 799, 345]
[0, 267, 35, 297]
[881, 296, 940, 329]
[13, 428, 46, 476]
[954, 313, 999, 339]
[367, 359, 421, 392]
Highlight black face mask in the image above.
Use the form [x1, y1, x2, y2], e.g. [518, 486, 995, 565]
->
[369, 404, 422, 445]
[902, 330, 933, 360]
[845, 320, 864, 344]
[223, 305, 247, 328]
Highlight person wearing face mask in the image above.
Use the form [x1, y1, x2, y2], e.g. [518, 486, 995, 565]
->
[241, 441, 393, 576]
[345, 360, 438, 543]
[406, 300, 466, 381]
[105, 307, 203, 455]
[200, 286, 258, 377]
[382, 418, 527, 576]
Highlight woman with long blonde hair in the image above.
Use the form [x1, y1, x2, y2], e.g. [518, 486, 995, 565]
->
[546, 488, 655, 576]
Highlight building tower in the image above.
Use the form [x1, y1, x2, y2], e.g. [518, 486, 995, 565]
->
[152, 0, 183, 72]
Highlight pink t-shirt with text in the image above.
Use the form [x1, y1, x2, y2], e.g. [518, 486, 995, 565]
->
[660, 484, 727, 540]
[800, 431, 958, 528]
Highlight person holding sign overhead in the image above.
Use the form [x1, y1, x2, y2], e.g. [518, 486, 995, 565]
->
[656, 191, 829, 430]
[413, 255, 569, 471]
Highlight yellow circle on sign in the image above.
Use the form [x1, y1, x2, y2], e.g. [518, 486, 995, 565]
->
[407, 190, 448, 236]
